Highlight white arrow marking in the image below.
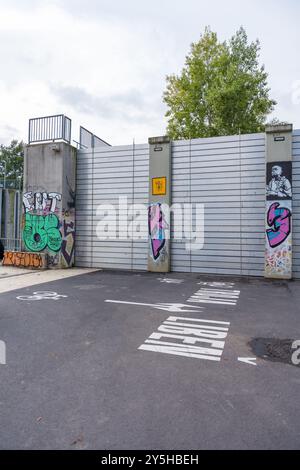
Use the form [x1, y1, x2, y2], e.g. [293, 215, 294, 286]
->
[238, 357, 257, 366]
[105, 300, 203, 313]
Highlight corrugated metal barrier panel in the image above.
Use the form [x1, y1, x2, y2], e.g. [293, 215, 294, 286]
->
[76, 144, 149, 270]
[77, 132, 300, 278]
[171, 133, 266, 276]
[293, 130, 300, 279]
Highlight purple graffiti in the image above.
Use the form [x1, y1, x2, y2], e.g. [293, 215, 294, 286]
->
[61, 219, 75, 266]
[266, 202, 291, 248]
[148, 204, 166, 261]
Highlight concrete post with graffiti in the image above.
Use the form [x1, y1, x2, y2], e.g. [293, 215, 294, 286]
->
[23, 142, 76, 268]
[148, 136, 171, 273]
[265, 124, 293, 279]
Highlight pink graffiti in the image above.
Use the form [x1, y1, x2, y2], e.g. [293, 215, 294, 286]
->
[148, 204, 167, 261]
[266, 202, 291, 248]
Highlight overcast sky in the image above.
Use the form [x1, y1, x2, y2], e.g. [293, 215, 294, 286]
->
[0, 0, 300, 146]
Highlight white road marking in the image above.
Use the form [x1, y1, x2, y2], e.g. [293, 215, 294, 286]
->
[167, 316, 230, 325]
[198, 282, 235, 289]
[157, 278, 184, 284]
[139, 316, 230, 362]
[0, 340, 6, 365]
[188, 288, 240, 306]
[238, 357, 257, 366]
[105, 300, 203, 313]
[17, 291, 68, 301]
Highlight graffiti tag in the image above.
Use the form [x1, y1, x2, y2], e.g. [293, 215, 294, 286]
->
[3, 251, 45, 269]
[23, 213, 62, 252]
[148, 203, 167, 261]
[266, 202, 291, 248]
[23, 192, 62, 214]
[61, 217, 75, 266]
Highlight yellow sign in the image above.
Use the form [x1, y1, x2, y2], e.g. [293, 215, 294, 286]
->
[152, 177, 167, 196]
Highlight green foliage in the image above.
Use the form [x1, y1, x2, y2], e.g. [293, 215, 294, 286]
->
[163, 27, 276, 139]
[0, 140, 24, 189]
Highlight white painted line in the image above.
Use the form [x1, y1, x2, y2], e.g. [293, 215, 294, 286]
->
[198, 282, 235, 289]
[0, 340, 6, 365]
[105, 300, 203, 313]
[157, 278, 184, 284]
[238, 357, 257, 366]
[139, 316, 230, 362]
[188, 299, 238, 306]
[149, 332, 225, 349]
[188, 288, 241, 306]
[158, 325, 228, 340]
[164, 321, 229, 331]
[167, 316, 230, 326]
[17, 291, 68, 301]
[139, 343, 221, 361]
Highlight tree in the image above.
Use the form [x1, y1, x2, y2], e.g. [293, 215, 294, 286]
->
[0, 140, 24, 189]
[163, 27, 276, 139]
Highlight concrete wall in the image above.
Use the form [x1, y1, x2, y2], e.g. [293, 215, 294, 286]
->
[148, 136, 171, 273]
[23, 142, 76, 268]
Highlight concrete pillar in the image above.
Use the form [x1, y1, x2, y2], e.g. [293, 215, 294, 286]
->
[265, 124, 293, 279]
[23, 142, 76, 268]
[148, 136, 171, 273]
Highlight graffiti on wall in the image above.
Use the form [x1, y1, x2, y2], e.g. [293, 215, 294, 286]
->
[266, 202, 292, 248]
[3, 251, 46, 269]
[22, 191, 63, 257]
[265, 162, 292, 277]
[48, 253, 59, 267]
[23, 192, 62, 214]
[148, 203, 168, 262]
[60, 209, 75, 267]
[266, 162, 292, 200]
[23, 213, 62, 252]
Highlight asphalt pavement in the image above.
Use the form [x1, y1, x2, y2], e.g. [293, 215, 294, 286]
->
[0, 269, 299, 450]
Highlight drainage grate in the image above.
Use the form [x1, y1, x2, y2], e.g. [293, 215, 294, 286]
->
[249, 338, 300, 367]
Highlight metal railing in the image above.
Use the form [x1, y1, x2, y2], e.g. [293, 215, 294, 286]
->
[28, 114, 72, 144]
[0, 238, 22, 252]
[0, 179, 22, 190]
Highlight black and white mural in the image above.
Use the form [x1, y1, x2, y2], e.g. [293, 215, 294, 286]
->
[266, 161, 292, 201]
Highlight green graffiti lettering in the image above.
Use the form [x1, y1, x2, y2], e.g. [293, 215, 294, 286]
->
[23, 213, 62, 253]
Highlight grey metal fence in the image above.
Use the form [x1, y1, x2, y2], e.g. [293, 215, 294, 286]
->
[0, 238, 22, 252]
[79, 126, 110, 149]
[74, 130, 300, 277]
[28, 114, 72, 144]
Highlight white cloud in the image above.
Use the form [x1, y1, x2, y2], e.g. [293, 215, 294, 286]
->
[0, 0, 300, 145]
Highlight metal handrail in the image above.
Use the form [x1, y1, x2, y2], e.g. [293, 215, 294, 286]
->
[28, 114, 72, 144]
